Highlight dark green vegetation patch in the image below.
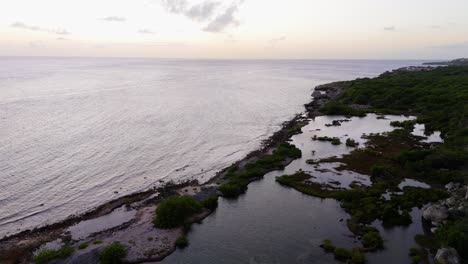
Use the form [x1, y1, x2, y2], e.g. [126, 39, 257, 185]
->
[33, 244, 75, 264]
[153, 195, 202, 229]
[218, 143, 301, 197]
[98, 242, 127, 264]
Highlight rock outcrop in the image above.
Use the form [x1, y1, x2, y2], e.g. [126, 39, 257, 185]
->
[435, 248, 461, 264]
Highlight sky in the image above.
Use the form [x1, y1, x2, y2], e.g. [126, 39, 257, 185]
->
[0, 0, 467, 59]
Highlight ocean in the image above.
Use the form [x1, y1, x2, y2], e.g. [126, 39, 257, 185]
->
[0, 57, 424, 238]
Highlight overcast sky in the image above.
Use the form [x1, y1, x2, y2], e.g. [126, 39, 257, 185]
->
[1, 0, 467, 59]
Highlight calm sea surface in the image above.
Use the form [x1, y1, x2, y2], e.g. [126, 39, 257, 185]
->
[0, 57, 424, 238]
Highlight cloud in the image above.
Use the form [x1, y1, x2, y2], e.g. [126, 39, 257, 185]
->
[203, 3, 240, 33]
[384, 26, 396, 31]
[160, 0, 243, 32]
[101, 16, 126, 22]
[186, 1, 221, 21]
[11, 22, 70, 35]
[138, 29, 154, 34]
[56, 37, 70, 41]
[161, 0, 220, 22]
[161, 0, 187, 13]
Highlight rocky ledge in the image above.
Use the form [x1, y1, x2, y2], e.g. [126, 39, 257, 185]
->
[422, 182, 467, 264]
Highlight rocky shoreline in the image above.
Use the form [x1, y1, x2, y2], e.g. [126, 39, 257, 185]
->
[422, 182, 467, 264]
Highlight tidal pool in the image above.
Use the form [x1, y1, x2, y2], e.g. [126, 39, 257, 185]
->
[158, 114, 429, 264]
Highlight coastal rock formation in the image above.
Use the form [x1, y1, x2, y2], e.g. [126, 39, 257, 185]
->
[435, 248, 461, 264]
[423, 204, 448, 224]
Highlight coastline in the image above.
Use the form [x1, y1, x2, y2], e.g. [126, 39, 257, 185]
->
[2, 65, 465, 264]
[0, 79, 342, 263]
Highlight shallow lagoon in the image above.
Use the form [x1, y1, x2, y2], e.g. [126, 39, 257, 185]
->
[159, 114, 430, 264]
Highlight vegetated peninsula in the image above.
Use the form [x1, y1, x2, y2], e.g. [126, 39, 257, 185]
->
[1, 65, 467, 264]
[423, 57, 468, 66]
[279, 65, 468, 264]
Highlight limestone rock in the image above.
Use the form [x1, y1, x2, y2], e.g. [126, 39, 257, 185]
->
[423, 205, 448, 223]
[435, 248, 460, 264]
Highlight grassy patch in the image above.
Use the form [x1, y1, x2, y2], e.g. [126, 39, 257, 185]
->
[98, 242, 127, 264]
[333, 247, 352, 261]
[33, 244, 75, 264]
[78, 243, 88, 250]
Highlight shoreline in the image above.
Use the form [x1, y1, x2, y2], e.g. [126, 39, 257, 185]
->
[0, 80, 343, 263]
[3, 65, 459, 264]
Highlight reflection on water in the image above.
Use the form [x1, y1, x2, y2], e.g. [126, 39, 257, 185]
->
[412, 124, 443, 143]
[160, 115, 427, 264]
[67, 205, 136, 240]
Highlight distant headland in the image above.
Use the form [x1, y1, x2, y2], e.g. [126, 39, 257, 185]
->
[423, 58, 468, 66]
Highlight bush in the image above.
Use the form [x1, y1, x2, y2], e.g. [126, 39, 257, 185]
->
[93, 240, 103, 245]
[153, 195, 202, 229]
[218, 143, 301, 198]
[218, 181, 247, 197]
[371, 165, 385, 177]
[362, 231, 383, 250]
[175, 236, 189, 249]
[410, 255, 421, 264]
[33, 244, 75, 264]
[331, 138, 342, 145]
[321, 239, 335, 252]
[78, 243, 88, 250]
[201, 195, 218, 210]
[98, 242, 127, 264]
[346, 138, 359, 147]
[350, 248, 366, 264]
[436, 220, 468, 259]
[333, 247, 352, 261]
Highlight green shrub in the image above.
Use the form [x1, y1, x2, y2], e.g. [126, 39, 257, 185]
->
[218, 143, 301, 198]
[362, 231, 383, 250]
[390, 120, 415, 129]
[201, 195, 218, 210]
[436, 220, 468, 259]
[410, 255, 421, 264]
[350, 248, 366, 264]
[93, 240, 103, 245]
[218, 181, 247, 197]
[78, 243, 88, 250]
[175, 236, 189, 249]
[153, 195, 202, 229]
[371, 165, 385, 177]
[331, 138, 342, 145]
[33, 244, 75, 264]
[321, 239, 335, 252]
[98, 242, 127, 264]
[346, 138, 359, 147]
[333, 247, 352, 261]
